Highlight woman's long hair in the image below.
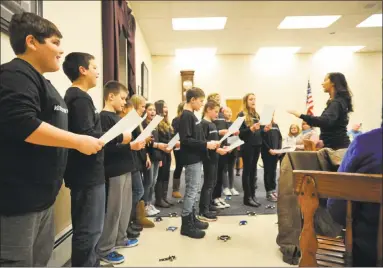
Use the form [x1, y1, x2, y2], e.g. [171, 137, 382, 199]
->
[242, 93, 259, 127]
[328, 72, 353, 112]
[155, 100, 173, 134]
[177, 101, 185, 117]
[130, 94, 145, 132]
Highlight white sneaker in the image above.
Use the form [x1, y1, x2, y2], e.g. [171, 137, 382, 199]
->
[150, 204, 160, 214]
[145, 205, 157, 216]
[230, 188, 239, 196]
[223, 188, 232, 196]
[219, 198, 230, 208]
[213, 198, 225, 209]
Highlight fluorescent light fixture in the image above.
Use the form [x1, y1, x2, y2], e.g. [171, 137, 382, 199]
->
[172, 17, 227, 30]
[317, 46, 365, 54]
[256, 47, 301, 55]
[175, 48, 217, 57]
[278, 15, 341, 29]
[356, 14, 382, 27]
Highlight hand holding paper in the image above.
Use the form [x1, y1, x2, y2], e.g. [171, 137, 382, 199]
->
[219, 116, 245, 143]
[99, 109, 142, 144]
[225, 139, 244, 152]
[167, 133, 180, 150]
[135, 115, 163, 142]
[260, 104, 275, 125]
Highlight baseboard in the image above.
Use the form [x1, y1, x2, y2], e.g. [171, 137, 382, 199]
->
[47, 225, 72, 267]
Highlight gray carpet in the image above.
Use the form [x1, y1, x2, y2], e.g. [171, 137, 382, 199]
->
[154, 168, 278, 217]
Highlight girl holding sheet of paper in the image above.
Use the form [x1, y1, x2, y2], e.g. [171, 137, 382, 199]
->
[261, 116, 282, 202]
[155, 100, 175, 208]
[237, 93, 262, 207]
[199, 101, 228, 221]
[171, 101, 185, 198]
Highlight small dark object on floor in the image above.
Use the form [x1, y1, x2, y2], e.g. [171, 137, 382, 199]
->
[169, 212, 178, 217]
[166, 226, 178, 232]
[159, 255, 176, 262]
[225, 196, 232, 200]
[246, 211, 257, 216]
[218, 235, 231, 242]
[265, 205, 275, 209]
[239, 220, 247, 226]
[177, 199, 184, 204]
[155, 216, 163, 222]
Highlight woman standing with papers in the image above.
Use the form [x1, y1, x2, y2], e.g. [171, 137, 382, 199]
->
[238, 93, 262, 207]
[155, 100, 175, 208]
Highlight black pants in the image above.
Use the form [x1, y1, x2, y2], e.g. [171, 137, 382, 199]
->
[241, 145, 261, 201]
[213, 155, 227, 199]
[223, 152, 236, 189]
[199, 160, 218, 213]
[71, 184, 105, 267]
[173, 150, 183, 180]
[156, 153, 171, 198]
[235, 154, 241, 173]
[261, 149, 278, 192]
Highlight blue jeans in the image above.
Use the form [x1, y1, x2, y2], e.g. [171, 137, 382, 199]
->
[181, 162, 203, 217]
[71, 183, 105, 267]
[131, 170, 145, 220]
[143, 161, 160, 204]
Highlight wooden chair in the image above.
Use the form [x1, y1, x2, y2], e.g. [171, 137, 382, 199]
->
[293, 170, 383, 267]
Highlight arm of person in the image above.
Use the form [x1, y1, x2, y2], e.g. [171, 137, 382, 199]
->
[327, 138, 361, 226]
[179, 115, 207, 151]
[0, 72, 102, 154]
[70, 98, 103, 138]
[299, 101, 342, 128]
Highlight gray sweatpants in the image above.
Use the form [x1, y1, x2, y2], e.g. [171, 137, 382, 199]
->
[0, 206, 54, 267]
[97, 173, 132, 257]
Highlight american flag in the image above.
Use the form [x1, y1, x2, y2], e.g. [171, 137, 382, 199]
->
[306, 81, 314, 115]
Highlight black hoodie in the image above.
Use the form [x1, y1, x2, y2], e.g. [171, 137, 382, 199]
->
[64, 87, 105, 189]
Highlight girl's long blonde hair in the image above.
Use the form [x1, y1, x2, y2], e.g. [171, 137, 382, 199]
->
[130, 94, 145, 132]
[242, 93, 259, 127]
[177, 101, 185, 117]
[288, 124, 301, 137]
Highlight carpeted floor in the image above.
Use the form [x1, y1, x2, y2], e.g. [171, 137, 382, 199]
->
[153, 169, 279, 217]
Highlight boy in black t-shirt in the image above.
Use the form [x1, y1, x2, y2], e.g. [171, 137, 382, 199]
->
[179, 88, 218, 239]
[0, 13, 103, 267]
[63, 53, 132, 266]
[97, 81, 145, 265]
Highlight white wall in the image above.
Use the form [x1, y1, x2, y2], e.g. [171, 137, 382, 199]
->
[151, 53, 382, 135]
[135, 22, 152, 100]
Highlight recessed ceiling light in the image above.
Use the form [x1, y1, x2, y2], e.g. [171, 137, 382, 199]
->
[317, 46, 365, 53]
[278, 15, 341, 29]
[175, 48, 217, 57]
[172, 17, 227, 31]
[356, 14, 382, 27]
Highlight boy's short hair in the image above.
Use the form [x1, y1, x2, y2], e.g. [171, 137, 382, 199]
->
[9, 12, 62, 55]
[103, 81, 128, 101]
[125, 100, 133, 109]
[186, 87, 205, 103]
[62, 52, 94, 82]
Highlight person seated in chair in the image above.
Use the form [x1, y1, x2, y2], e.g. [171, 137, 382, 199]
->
[327, 124, 382, 267]
[295, 121, 320, 150]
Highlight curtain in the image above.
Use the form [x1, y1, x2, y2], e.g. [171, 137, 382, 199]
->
[102, 0, 136, 96]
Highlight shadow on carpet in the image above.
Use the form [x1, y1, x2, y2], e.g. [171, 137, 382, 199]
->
[152, 169, 278, 217]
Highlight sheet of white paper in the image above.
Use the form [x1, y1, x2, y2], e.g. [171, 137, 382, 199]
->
[219, 116, 245, 143]
[260, 104, 275, 125]
[99, 109, 142, 144]
[273, 146, 296, 154]
[227, 136, 240, 145]
[125, 113, 147, 133]
[225, 139, 244, 152]
[135, 115, 163, 142]
[167, 133, 180, 150]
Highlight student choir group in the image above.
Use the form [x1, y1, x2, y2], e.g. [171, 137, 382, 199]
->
[1, 11, 379, 268]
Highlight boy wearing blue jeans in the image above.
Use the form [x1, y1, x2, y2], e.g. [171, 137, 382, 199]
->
[179, 87, 218, 239]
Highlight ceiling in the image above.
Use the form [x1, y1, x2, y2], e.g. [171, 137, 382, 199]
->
[130, 1, 382, 55]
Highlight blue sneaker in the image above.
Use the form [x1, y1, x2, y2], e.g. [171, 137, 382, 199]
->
[115, 238, 139, 248]
[101, 251, 125, 264]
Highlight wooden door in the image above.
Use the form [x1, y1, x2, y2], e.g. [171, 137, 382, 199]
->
[226, 99, 243, 168]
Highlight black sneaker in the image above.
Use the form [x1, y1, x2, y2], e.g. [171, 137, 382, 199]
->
[199, 211, 217, 222]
